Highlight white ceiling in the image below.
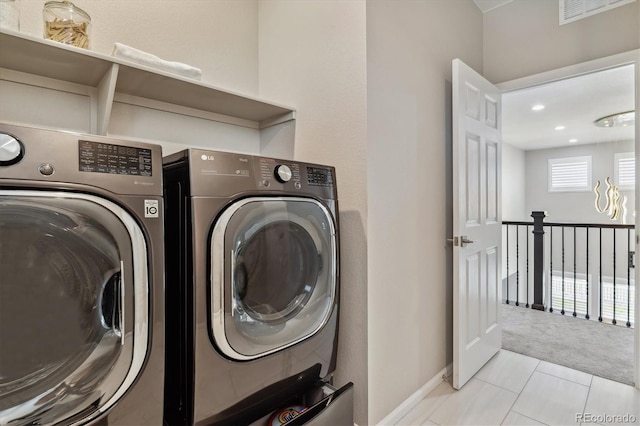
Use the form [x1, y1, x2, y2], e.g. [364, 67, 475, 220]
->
[502, 64, 635, 151]
[473, 0, 513, 13]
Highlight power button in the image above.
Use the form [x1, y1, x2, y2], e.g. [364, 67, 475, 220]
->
[38, 163, 55, 176]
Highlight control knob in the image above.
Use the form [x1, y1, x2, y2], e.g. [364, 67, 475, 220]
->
[274, 164, 292, 183]
[0, 133, 24, 166]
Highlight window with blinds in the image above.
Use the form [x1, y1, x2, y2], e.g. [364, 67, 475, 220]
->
[559, 0, 636, 25]
[548, 156, 592, 192]
[615, 152, 635, 189]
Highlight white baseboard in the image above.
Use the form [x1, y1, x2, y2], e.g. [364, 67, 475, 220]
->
[376, 363, 452, 426]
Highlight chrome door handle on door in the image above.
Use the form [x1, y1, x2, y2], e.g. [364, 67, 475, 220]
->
[460, 236, 474, 247]
[447, 236, 474, 247]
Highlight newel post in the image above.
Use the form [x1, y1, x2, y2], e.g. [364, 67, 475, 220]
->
[531, 211, 546, 311]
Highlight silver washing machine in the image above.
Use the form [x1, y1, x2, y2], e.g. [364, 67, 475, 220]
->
[163, 149, 352, 425]
[0, 123, 164, 425]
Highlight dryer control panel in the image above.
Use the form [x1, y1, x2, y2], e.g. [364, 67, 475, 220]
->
[307, 166, 334, 187]
[258, 157, 301, 187]
[257, 157, 335, 199]
[172, 149, 337, 200]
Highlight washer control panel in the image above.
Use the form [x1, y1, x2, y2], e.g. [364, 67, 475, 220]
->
[79, 140, 152, 176]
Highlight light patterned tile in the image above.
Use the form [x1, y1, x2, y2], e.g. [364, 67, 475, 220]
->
[420, 420, 436, 425]
[501, 411, 547, 425]
[512, 371, 589, 426]
[428, 378, 518, 425]
[396, 382, 454, 425]
[474, 349, 539, 393]
[536, 360, 592, 386]
[583, 376, 640, 426]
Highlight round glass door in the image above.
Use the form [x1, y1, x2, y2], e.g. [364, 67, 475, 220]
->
[210, 197, 337, 360]
[234, 220, 319, 324]
[0, 191, 149, 425]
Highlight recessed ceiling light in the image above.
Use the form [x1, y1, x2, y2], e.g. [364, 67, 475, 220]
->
[531, 104, 545, 111]
[555, 125, 566, 131]
[569, 138, 578, 143]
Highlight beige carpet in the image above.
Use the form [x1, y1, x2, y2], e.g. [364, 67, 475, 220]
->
[501, 303, 634, 386]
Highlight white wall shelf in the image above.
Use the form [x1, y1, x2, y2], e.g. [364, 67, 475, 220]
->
[0, 29, 295, 134]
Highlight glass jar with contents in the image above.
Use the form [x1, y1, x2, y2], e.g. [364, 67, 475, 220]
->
[43, 1, 91, 49]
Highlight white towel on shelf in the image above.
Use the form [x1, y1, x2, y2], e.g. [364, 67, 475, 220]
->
[111, 43, 202, 81]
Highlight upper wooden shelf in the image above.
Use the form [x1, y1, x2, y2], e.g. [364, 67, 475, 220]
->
[0, 29, 295, 128]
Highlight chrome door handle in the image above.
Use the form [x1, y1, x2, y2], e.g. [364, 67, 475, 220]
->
[447, 236, 474, 247]
[460, 236, 474, 247]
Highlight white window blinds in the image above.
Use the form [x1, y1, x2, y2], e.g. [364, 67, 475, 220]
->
[615, 152, 635, 189]
[559, 0, 636, 25]
[548, 156, 592, 192]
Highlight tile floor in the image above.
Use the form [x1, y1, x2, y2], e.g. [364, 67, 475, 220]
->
[395, 350, 640, 426]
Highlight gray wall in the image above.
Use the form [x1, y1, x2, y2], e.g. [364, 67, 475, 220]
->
[367, 0, 483, 423]
[503, 142, 527, 221]
[483, 0, 640, 84]
[525, 141, 635, 223]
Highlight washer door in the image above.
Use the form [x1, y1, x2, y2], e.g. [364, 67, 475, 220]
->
[0, 191, 150, 425]
[210, 197, 337, 360]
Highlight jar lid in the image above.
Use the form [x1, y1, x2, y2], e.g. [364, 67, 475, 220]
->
[44, 1, 91, 21]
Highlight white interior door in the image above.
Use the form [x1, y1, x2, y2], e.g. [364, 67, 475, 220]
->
[452, 59, 502, 389]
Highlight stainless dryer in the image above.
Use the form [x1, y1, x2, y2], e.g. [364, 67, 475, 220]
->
[0, 123, 164, 425]
[163, 149, 352, 425]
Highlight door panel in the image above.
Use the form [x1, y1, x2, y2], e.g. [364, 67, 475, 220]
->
[466, 253, 481, 346]
[453, 59, 502, 389]
[466, 134, 481, 225]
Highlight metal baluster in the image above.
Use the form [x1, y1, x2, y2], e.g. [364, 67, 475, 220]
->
[549, 226, 554, 313]
[516, 225, 520, 306]
[573, 226, 577, 317]
[586, 228, 590, 320]
[613, 228, 617, 325]
[526, 225, 530, 308]
[506, 224, 510, 305]
[599, 228, 603, 322]
[627, 228, 631, 328]
[561, 226, 566, 315]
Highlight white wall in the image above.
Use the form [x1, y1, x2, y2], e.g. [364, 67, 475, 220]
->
[367, 0, 483, 423]
[257, 1, 368, 423]
[483, 0, 640, 84]
[501, 142, 527, 294]
[526, 140, 635, 223]
[502, 142, 527, 221]
[18, 0, 259, 94]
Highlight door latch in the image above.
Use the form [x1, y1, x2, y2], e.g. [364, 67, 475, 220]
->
[447, 236, 474, 247]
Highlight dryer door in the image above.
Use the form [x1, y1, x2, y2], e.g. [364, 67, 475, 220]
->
[210, 197, 337, 360]
[0, 191, 150, 425]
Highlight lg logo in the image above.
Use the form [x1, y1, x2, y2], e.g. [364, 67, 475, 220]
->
[201, 154, 215, 161]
